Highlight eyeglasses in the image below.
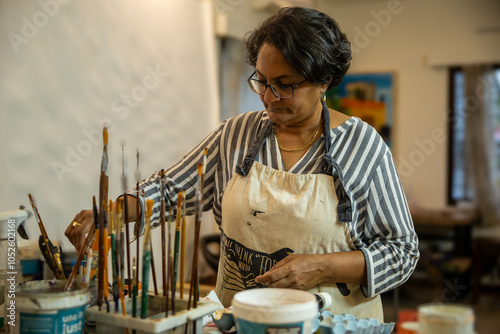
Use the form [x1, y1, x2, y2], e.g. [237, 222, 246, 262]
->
[247, 71, 307, 99]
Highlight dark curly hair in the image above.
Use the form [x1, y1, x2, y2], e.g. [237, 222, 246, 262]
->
[245, 7, 351, 90]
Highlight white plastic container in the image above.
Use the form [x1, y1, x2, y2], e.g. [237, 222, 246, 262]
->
[11, 280, 89, 334]
[232, 288, 318, 334]
[417, 303, 475, 334]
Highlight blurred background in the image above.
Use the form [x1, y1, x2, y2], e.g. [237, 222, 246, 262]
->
[1, 0, 499, 331]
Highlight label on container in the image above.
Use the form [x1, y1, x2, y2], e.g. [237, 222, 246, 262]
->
[237, 318, 310, 334]
[20, 312, 56, 333]
[20, 305, 85, 334]
[265, 327, 301, 334]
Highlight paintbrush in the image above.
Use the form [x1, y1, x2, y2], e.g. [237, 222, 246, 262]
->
[159, 169, 171, 317]
[189, 160, 206, 334]
[114, 200, 122, 283]
[84, 250, 92, 283]
[188, 163, 204, 310]
[64, 196, 98, 292]
[121, 141, 132, 289]
[168, 208, 175, 316]
[132, 257, 137, 318]
[109, 200, 119, 312]
[194, 150, 208, 306]
[28, 193, 66, 280]
[37, 236, 65, 279]
[201, 148, 208, 195]
[132, 257, 137, 334]
[98, 126, 109, 311]
[103, 199, 111, 313]
[143, 188, 158, 297]
[193, 145, 208, 307]
[90, 196, 100, 281]
[180, 189, 186, 299]
[114, 203, 128, 330]
[150, 238, 159, 296]
[141, 199, 154, 319]
[173, 191, 182, 300]
[135, 149, 141, 300]
[116, 199, 125, 289]
[160, 169, 167, 299]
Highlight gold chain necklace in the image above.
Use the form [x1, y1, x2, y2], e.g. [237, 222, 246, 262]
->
[274, 121, 322, 152]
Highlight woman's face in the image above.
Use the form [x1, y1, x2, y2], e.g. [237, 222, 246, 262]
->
[255, 43, 328, 128]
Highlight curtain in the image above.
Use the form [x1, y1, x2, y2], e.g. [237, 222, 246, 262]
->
[463, 65, 500, 227]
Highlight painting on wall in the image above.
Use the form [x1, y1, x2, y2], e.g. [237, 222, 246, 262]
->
[326, 72, 394, 147]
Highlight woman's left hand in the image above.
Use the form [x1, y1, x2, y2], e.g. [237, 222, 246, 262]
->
[254, 254, 326, 291]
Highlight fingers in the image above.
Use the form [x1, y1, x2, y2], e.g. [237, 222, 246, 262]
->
[64, 212, 83, 245]
[65, 210, 95, 253]
[255, 254, 295, 282]
[254, 255, 316, 290]
[267, 255, 293, 272]
[255, 266, 285, 285]
[255, 270, 289, 288]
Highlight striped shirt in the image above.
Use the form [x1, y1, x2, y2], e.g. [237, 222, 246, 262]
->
[140, 110, 419, 298]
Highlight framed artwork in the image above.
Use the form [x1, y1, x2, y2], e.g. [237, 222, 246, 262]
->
[326, 72, 394, 147]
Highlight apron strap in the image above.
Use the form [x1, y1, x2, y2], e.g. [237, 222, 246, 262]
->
[319, 100, 333, 176]
[236, 121, 274, 177]
[319, 101, 353, 223]
[322, 100, 332, 152]
[322, 157, 353, 223]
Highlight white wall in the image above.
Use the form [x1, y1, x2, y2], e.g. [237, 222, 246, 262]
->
[220, 0, 500, 209]
[0, 0, 220, 281]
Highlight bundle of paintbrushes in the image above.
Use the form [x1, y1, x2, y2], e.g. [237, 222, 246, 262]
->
[28, 193, 67, 280]
[73, 126, 215, 334]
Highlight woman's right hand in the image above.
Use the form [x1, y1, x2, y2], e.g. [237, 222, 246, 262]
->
[65, 210, 95, 254]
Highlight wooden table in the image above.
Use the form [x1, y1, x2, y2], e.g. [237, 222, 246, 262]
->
[411, 207, 479, 256]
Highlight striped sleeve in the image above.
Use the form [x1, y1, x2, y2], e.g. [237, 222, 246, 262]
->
[330, 118, 419, 298]
[358, 151, 419, 297]
[138, 121, 225, 229]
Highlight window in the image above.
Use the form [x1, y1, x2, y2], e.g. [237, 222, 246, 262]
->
[448, 67, 500, 204]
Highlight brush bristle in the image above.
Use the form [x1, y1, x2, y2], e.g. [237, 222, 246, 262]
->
[177, 191, 183, 206]
[146, 199, 154, 217]
[103, 127, 108, 145]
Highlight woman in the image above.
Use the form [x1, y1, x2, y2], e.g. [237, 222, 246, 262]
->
[66, 7, 419, 320]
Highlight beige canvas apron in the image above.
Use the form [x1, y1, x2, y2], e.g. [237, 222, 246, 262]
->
[215, 103, 383, 321]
